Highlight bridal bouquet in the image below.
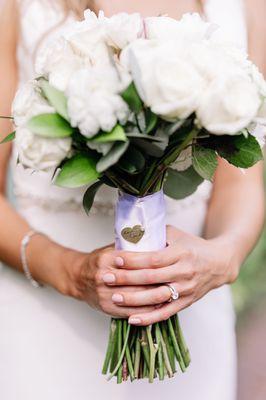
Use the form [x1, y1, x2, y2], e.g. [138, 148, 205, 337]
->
[2, 11, 265, 383]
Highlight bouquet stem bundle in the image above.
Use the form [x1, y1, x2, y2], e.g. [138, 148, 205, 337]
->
[102, 315, 190, 383]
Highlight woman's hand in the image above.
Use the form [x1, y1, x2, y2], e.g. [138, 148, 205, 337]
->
[104, 226, 240, 326]
[36, 241, 156, 319]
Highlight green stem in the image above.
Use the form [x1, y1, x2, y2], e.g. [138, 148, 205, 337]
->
[160, 329, 174, 378]
[167, 319, 186, 373]
[134, 331, 141, 379]
[173, 315, 191, 367]
[123, 320, 135, 381]
[155, 323, 164, 381]
[107, 320, 131, 382]
[161, 322, 176, 373]
[102, 319, 116, 374]
[140, 329, 150, 368]
[140, 128, 199, 196]
[146, 325, 157, 383]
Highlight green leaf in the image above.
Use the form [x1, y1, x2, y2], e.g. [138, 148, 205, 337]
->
[126, 132, 165, 142]
[213, 134, 263, 168]
[40, 79, 69, 120]
[0, 131, 15, 144]
[96, 141, 129, 173]
[145, 109, 158, 134]
[83, 181, 103, 215]
[27, 113, 74, 138]
[55, 154, 100, 188]
[192, 145, 218, 181]
[121, 83, 143, 114]
[118, 146, 146, 174]
[163, 166, 204, 200]
[91, 125, 127, 143]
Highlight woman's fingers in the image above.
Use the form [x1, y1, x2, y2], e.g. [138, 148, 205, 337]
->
[111, 282, 193, 307]
[127, 296, 193, 326]
[103, 265, 178, 286]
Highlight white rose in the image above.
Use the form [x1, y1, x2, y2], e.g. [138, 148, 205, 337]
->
[121, 40, 204, 120]
[36, 38, 83, 92]
[15, 127, 71, 171]
[145, 13, 216, 42]
[102, 12, 144, 50]
[67, 67, 129, 138]
[12, 81, 54, 127]
[197, 74, 261, 135]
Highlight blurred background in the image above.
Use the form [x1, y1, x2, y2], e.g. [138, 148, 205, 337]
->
[234, 164, 266, 400]
[0, 0, 265, 399]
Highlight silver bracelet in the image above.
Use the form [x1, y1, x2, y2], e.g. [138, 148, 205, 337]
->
[21, 230, 43, 288]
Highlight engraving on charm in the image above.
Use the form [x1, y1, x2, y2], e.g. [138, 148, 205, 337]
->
[121, 225, 145, 244]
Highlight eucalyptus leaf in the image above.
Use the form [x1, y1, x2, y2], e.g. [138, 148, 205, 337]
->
[55, 154, 100, 188]
[83, 181, 103, 215]
[211, 134, 263, 168]
[0, 131, 15, 144]
[27, 113, 74, 138]
[118, 146, 146, 174]
[90, 125, 127, 143]
[163, 166, 204, 200]
[126, 132, 165, 142]
[192, 145, 218, 181]
[40, 79, 69, 120]
[121, 83, 143, 114]
[132, 138, 167, 157]
[96, 141, 129, 173]
[145, 109, 158, 134]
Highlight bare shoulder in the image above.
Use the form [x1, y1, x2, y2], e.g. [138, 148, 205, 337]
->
[245, 0, 266, 73]
[0, 0, 19, 47]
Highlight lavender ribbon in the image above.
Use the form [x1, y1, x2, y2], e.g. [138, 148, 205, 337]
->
[115, 190, 166, 252]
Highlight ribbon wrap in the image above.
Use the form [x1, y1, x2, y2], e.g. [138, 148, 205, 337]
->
[115, 190, 166, 252]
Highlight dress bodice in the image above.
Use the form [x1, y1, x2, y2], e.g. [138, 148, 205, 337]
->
[12, 0, 247, 217]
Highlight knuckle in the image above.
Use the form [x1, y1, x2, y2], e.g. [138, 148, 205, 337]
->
[97, 253, 109, 269]
[151, 252, 162, 266]
[95, 271, 103, 286]
[154, 291, 168, 304]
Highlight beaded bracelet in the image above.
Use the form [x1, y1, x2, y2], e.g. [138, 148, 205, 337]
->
[21, 230, 43, 288]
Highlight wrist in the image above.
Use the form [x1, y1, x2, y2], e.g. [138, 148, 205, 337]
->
[209, 235, 242, 284]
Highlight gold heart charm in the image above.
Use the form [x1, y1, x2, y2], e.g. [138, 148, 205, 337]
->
[121, 225, 145, 244]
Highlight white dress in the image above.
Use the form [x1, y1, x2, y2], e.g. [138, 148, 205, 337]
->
[0, 1, 247, 399]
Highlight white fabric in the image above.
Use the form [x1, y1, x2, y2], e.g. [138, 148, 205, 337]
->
[0, 1, 247, 399]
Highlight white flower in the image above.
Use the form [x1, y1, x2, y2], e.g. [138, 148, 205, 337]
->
[12, 81, 54, 127]
[145, 13, 217, 42]
[171, 146, 193, 171]
[36, 38, 84, 92]
[102, 12, 144, 50]
[197, 74, 261, 135]
[121, 40, 204, 120]
[15, 127, 71, 171]
[67, 67, 129, 138]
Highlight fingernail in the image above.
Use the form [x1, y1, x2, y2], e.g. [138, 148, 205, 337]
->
[112, 294, 123, 303]
[115, 257, 124, 267]
[103, 273, 116, 284]
[128, 317, 142, 325]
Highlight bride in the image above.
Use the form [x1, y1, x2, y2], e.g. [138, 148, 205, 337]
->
[0, 0, 265, 399]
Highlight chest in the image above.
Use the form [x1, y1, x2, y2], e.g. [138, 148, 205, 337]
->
[96, 0, 202, 19]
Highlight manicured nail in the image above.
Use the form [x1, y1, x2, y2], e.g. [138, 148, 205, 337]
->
[128, 317, 142, 325]
[115, 257, 124, 267]
[112, 294, 124, 303]
[103, 273, 116, 284]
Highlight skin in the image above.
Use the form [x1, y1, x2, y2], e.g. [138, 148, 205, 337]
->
[0, 0, 265, 326]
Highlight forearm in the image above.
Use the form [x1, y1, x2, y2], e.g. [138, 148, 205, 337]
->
[204, 159, 265, 275]
[0, 194, 68, 285]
